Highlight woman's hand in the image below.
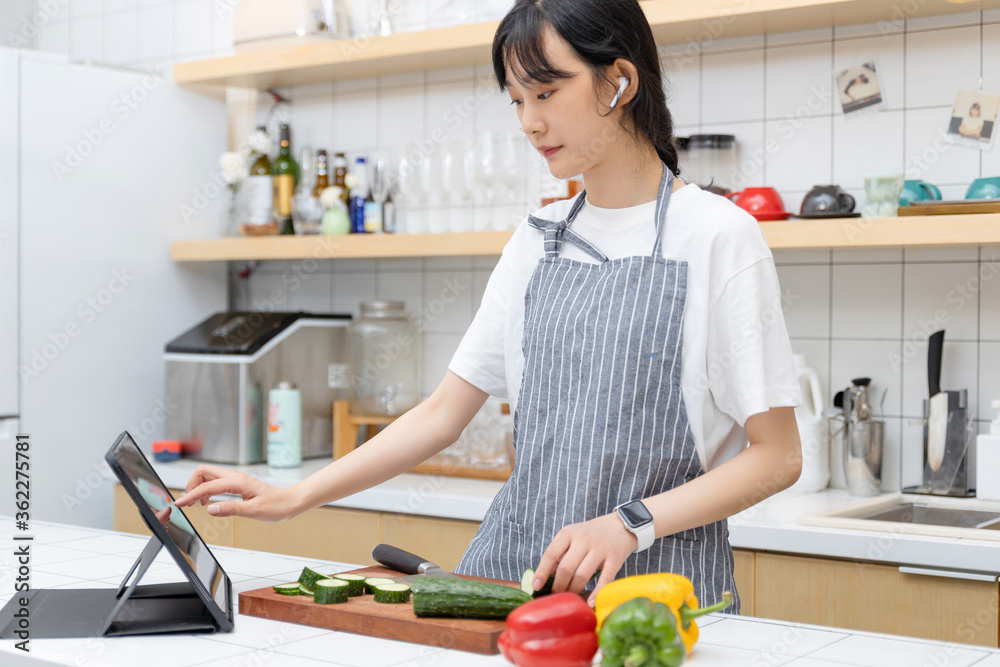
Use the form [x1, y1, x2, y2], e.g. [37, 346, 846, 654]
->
[532, 513, 636, 606]
[172, 464, 300, 522]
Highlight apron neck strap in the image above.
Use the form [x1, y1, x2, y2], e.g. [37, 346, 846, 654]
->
[651, 163, 674, 258]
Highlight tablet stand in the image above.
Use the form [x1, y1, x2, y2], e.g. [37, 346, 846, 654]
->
[0, 532, 222, 639]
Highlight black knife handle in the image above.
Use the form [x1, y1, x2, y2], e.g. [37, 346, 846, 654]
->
[928, 330, 944, 396]
[372, 544, 431, 574]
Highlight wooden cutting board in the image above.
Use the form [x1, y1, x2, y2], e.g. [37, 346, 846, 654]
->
[239, 566, 517, 654]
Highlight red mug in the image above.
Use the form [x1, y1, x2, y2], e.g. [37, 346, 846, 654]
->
[726, 187, 788, 221]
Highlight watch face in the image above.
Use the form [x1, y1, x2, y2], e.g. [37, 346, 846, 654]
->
[619, 501, 653, 528]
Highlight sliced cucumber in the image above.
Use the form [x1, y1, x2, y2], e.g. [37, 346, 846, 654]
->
[373, 583, 411, 604]
[314, 578, 350, 604]
[298, 566, 325, 590]
[298, 583, 315, 596]
[273, 583, 304, 596]
[364, 577, 395, 594]
[520, 568, 554, 597]
[332, 573, 366, 597]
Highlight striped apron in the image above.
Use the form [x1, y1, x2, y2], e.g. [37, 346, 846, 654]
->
[455, 165, 739, 613]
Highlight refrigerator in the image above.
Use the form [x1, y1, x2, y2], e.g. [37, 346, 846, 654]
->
[0, 47, 228, 528]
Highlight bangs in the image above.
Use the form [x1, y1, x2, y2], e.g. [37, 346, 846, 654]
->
[492, 6, 574, 89]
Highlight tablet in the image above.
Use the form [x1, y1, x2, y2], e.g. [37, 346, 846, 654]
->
[106, 431, 234, 632]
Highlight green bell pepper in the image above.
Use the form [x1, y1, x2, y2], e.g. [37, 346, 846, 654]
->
[598, 597, 686, 667]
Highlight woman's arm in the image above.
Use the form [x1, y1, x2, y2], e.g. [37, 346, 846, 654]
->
[173, 371, 489, 521]
[532, 406, 801, 603]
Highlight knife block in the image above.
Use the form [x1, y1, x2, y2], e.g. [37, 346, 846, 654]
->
[904, 390, 973, 497]
[331, 401, 512, 481]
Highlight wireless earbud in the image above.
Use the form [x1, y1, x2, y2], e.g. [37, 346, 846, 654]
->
[609, 76, 630, 110]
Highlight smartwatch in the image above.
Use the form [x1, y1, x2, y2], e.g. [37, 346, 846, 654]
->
[615, 500, 655, 553]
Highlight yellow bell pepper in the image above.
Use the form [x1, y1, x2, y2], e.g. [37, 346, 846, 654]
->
[594, 573, 732, 655]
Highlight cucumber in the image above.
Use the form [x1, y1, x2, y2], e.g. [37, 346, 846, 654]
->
[298, 566, 325, 590]
[332, 573, 366, 597]
[412, 575, 532, 619]
[364, 577, 395, 594]
[520, 568, 554, 597]
[298, 583, 315, 596]
[313, 578, 349, 604]
[273, 583, 305, 596]
[373, 583, 411, 604]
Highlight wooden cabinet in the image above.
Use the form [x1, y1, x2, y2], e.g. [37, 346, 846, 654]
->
[754, 552, 999, 648]
[233, 507, 381, 566]
[380, 513, 481, 573]
[112, 484, 235, 547]
[732, 549, 754, 616]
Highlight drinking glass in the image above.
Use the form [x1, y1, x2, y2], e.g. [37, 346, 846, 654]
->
[473, 131, 498, 229]
[368, 148, 394, 233]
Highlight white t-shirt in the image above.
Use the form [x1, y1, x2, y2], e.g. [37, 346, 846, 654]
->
[449, 184, 802, 472]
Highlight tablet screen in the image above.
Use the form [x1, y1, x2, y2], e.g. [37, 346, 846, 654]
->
[108, 432, 231, 622]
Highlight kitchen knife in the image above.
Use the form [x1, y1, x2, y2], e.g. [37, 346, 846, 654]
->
[927, 330, 947, 472]
[371, 544, 462, 584]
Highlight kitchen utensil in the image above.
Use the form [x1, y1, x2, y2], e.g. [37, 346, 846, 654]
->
[801, 185, 856, 215]
[371, 544, 462, 584]
[239, 565, 511, 654]
[965, 176, 1000, 200]
[911, 329, 974, 496]
[726, 187, 789, 221]
[844, 419, 883, 497]
[862, 174, 903, 218]
[927, 330, 946, 472]
[685, 134, 738, 193]
[899, 180, 942, 206]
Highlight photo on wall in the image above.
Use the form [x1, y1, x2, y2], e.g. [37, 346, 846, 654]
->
[947, 89, 1000, 151]
[835, 60, 884, 116]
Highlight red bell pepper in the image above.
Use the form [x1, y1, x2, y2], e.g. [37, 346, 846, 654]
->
[497, 592, 599, 667]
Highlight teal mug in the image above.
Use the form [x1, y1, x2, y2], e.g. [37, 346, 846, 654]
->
[966, 177, 1000, 200]
[899, 180, 942, 206]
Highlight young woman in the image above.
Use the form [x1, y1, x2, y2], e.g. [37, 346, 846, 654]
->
[175, 0, 802, 612]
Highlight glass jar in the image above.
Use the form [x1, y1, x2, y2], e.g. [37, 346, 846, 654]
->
[350, 300, 421, 417]
[685, 134, 737, 194]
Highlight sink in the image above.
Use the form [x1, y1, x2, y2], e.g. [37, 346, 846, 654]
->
[858, 503, 1000, 530]
[799, 494, 1000, 541]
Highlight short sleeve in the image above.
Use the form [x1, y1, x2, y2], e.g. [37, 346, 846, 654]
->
[705, 258, 801, 425]
[448, 255, 511, 398]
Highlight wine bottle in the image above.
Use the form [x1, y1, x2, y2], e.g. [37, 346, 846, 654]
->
[313, 149, 330, 198]
[382, 190, 396, 234]
[273, 123, 299, 235]
[245, 126, 274, 228]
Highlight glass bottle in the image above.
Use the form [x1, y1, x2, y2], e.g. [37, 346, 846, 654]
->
[273, 123, 300, 235]
[349, 300, 420, 417]
[333, 152, 350, 207]
[244, 126, 274, 232]
[350, 157, 369, 234]
[313, 149, 330, 198]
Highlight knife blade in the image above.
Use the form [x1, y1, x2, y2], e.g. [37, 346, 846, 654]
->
[927, 330, 947, 472]
[371, 544, 462, 585]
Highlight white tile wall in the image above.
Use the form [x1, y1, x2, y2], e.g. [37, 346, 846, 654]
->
[29, 5, 1000, 493]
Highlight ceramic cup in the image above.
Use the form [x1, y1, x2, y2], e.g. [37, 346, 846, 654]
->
[726, 186, 787, 220]
[899, 180, 942, 206]
[966, 177, 1000, 200]
[801, 185, 856, 215]
[862, 174, 904, 218]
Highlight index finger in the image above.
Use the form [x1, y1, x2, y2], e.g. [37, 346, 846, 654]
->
[531, 532, 569, 592]
[174, 476, 245, 508]
[183, 464, 232, 494]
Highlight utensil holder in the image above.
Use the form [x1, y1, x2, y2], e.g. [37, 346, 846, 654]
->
[844, 420, 883, 497]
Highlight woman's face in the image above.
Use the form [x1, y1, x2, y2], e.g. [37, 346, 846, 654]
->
[505, 28, 622, 179]
[970, 105, 981, 117]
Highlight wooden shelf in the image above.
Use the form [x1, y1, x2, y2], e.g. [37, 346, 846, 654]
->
[171, 215, 1000, 262]
[170, 230, 513, 261]
[173, 0, 1000, 88]
[760, 213, 1000, 249]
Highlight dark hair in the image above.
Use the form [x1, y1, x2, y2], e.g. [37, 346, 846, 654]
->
[492, 0, 680, 175]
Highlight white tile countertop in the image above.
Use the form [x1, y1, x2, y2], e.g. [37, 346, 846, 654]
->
[152, 457, 1000, 574]
[2, 519, 1000, 667]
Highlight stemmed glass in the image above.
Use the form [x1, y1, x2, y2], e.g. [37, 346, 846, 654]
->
[442, 138, 474, 232]
[494, 132, 524, 230]
[396, 145, 428, 234]
[473, 131, 498, 230]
